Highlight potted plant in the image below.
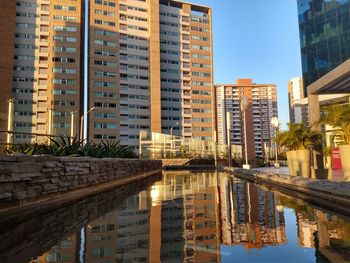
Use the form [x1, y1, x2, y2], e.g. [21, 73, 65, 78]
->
[320, 104, 350, 179]
[275, 122, 321, 177]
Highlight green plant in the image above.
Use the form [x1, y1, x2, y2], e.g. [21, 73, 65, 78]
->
[320, 104, 350, 145]
[322, 145, 332, 157]
[275, 122, 321, 151]
[6, 135, 136, 158]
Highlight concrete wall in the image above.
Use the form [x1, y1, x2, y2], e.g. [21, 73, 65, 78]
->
[0, 155, 162, 204]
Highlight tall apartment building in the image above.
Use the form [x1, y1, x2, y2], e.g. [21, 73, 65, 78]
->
[88, 0, 214, 147]
[0, 1, 16, 144]
[298, 0, 350, 92]
[215, 79, 278, 160]
[6, 0, 84, 143]
[288, 77, 309, 125]
[158, 1, 214, 141]
[1, 0, 214, 148]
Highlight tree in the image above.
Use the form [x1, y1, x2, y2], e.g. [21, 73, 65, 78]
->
[320, 104, 350, 145]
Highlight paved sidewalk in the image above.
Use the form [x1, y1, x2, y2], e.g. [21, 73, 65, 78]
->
[252, 166, 290, 175]
[252, 166, 345, 181]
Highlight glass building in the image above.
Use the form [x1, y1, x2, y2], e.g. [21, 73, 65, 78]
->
[297, 0, 350, 93]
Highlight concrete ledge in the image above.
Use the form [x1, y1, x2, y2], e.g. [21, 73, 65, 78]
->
[224, 167, 350, 216]
[161, 159, 190, 167]
[163, 165, 216, 171]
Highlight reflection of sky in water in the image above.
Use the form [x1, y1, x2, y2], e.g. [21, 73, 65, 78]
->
[6, 172, 348, 263]
[221, 208, 315, 263]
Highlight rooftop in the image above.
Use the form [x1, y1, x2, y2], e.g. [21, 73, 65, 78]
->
[159, 0, 211, 12]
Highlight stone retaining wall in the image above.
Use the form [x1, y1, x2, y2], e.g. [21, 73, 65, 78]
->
[0, 175, 160, 263]
[0, 155, 162, 205]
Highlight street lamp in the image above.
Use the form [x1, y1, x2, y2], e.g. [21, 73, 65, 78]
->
[170, 121, 180, 157]
[70, 111, 75, 143]
[6, 99, 15, 149]
[271, 116, 280, 168]
[170, 121, 180, 137]
[226, 111, 232, 167]
[80, 107, 95, 142]
[241, 97, 250, 169]
[48, 108, 53, 137]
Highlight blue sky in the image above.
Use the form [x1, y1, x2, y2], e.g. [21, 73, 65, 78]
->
[189, 0, 303, 128]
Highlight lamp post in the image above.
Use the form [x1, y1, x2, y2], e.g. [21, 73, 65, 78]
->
[170, 121, 180, 157]
[271, 116, 280, 168]
[241, 97, 250, 169]
[226, 111, 232, 167]
[48, 108, 53, 137]
[80, 107, 95, 143]
[70, 111, 75, 143]
[6, 99, 15, 149]
[213, 130, 217, 168]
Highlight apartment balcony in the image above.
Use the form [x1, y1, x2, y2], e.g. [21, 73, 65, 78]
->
[183, 109, 192, 116]
[182, 92, 191, 99]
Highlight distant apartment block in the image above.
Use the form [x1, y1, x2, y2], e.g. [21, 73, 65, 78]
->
[215, 79, 278, 160]
[0, 0, 214, 148]
[288, 77, 309, 125]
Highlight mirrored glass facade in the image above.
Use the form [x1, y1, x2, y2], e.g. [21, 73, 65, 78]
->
[297, 0, 350, 93]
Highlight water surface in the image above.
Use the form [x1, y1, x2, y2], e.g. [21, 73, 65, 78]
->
[1, 172, 350, 263]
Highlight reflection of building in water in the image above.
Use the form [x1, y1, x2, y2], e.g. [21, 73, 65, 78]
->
[150, 172, 221, 263]
[296, 209, 350, 262]
[85, 210, 119, 262]
[114, 191, 151, 262]
[35, 235, 78, 263]
[219, 174, 287, 248]
[296, 210, 318, 248]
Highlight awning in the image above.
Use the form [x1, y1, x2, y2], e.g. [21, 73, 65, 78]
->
[308, 59, 350, 95]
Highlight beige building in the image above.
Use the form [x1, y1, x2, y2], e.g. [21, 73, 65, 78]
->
[4, 0, 84, 143]
[215, 79, 278, 161]
[1, 0, 214, 149]
[288, 77, 309, 125]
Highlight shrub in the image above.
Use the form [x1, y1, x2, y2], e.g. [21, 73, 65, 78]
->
[6, 135, 136, 158]
[320, 104, 350, 145]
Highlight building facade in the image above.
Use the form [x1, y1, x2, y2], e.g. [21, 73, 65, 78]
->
[158, 1, 214, 141]
[1, 0, 214, 148]
[297, 0, 350, 92]
[288, 77, 309, 125]
[215, 79, 278, 160]
[4, 0, 84, 143]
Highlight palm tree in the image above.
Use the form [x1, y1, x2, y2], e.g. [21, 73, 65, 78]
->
[275, 122, 321, 151]
[320, 104, 350, 145]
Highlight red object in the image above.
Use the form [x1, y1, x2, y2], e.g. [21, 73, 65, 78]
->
[332, 147, 343, 170]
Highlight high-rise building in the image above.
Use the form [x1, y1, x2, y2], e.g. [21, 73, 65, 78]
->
[288, 77, 309, 125]
[297, 0, 350, 93]
[158, 1, 214, 142]
[2, 0, 84, 143]
[0, 1, 16, 144]
[1, 0, 214, 148]
[215, 79, 278, 160]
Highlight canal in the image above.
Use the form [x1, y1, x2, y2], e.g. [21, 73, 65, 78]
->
[1, 171, 350, 263]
